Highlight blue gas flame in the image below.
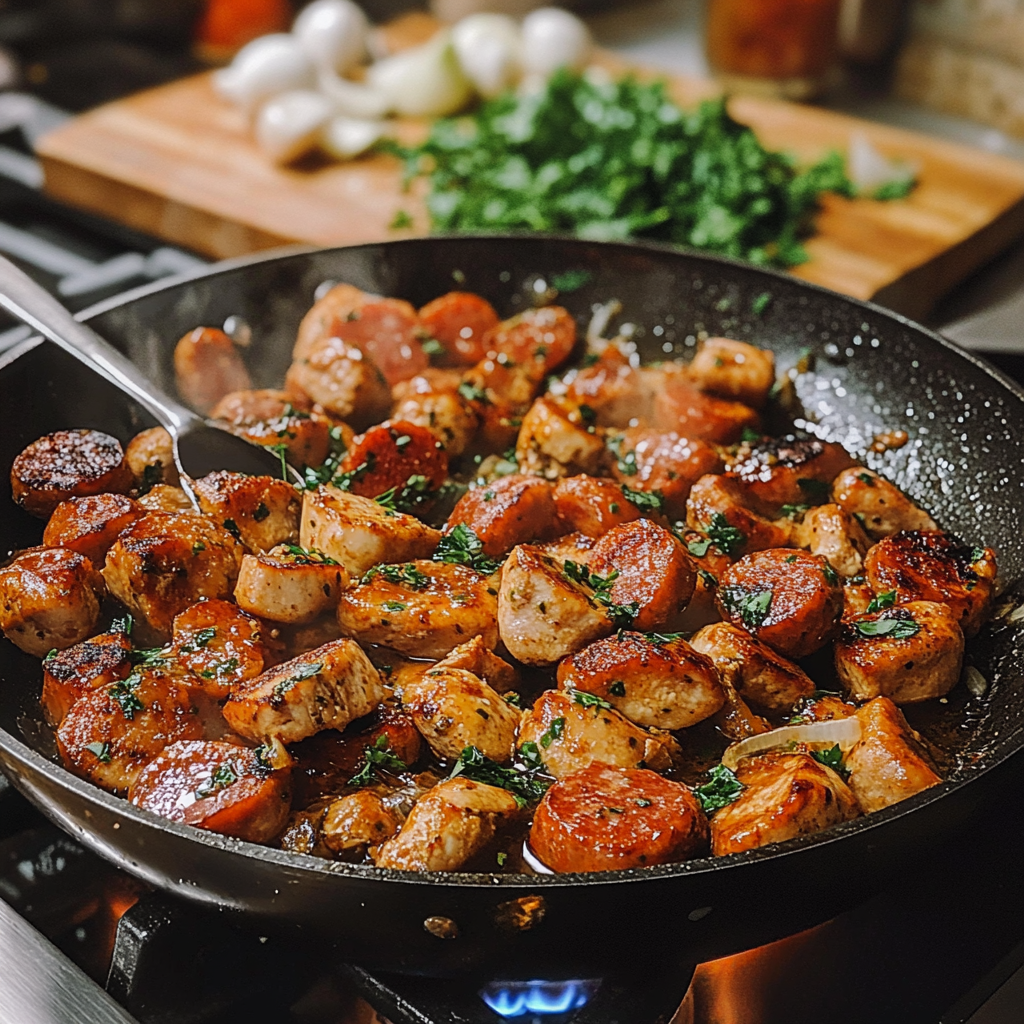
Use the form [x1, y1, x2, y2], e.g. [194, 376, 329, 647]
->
[479, 979, 601, 1018]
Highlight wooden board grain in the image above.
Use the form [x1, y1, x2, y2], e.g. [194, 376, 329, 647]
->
[34, 42, 1024, 320]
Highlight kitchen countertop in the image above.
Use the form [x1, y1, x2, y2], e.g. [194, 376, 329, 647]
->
[587, 0, 1024, 355]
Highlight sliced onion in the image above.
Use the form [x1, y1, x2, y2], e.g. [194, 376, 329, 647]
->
[963, 665, 988, 698]
[722, 718, 863, 771]
[522, 841, 555, 875]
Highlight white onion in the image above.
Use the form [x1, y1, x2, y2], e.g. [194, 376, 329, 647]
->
[522, 841, 555, 875]
[366, 30, 474, 118]
[722, 718, 863, 770]
[452, 13, 522, 99]
[316, 71, 392, 120]
[320, 115, 388, 160]
[586, 298, 622, 345]
[214, 34, 316, 115]
[293, 0, 368, 76]
[520, 7, 592, 79]
[255, 90, 334, 163]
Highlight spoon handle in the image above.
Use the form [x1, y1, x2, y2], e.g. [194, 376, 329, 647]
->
[0, 254, 196, 435]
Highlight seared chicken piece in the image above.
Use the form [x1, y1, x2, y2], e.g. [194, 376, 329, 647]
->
[0, 547, 103, 656]
[606, 429, 724, 519]
[336, 422, 447, 502]
[41, 629, 131, 726]
[169, 598, 266, 699]
[235, 545, 348, 624]
[834, 600, 964, 704]
[459, 356, 541, 454]
[12, 429, 133, 517]
[484, 305, 577, 375]
[515, 397, 605, 479]
[717, 549, 843, 659]
[728, 437, 855, 517]
[418, 291, 500, 367]
[434, 636, 518, 693]
[517, 689, 675, 779]
[128, 739, 292, 843]
[686, 474, 793, 558]
[831, 467, 937, 539]
[845, 697, 941, 812]
[300, 485, 440, 576]
[322, 790, 401, 855]
[337, 560, 498, 658]
[210, 389, 334, 469]
[102, 512, 242, 636]
[402, 666, 520, 763]
[194, 471, 300, 554]
[293, 282, 370, 362]
[710, 752, 860, 856]
[498, 544, 613, 665]
[376, 777, 521, 872]
[445, 474, 558, 559]
[223, 639, 384, 745]
[864, 530, 996, 638]
[712, 679, 772, 741]
[795, 503, 871, 578]
[688, 337, 775, 409]
[174, 326, 251, 414]
[125, 426, 179, 489]
[557, 631, 724, 730]
[285, 335, 392, 429]
[391, 372, 479, 456]
[552, 475, 642, 538]
[43, 493, 143, 567]
[56, 668, 202, 793]
[588, 518, 697, 632]
[139, 485, 194, 512]
[843, 579, 875, 620]
[690, 621, 815, 712]
[530, 763, 708, 872]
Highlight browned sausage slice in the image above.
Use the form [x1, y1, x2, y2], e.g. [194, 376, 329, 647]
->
[41, 630, 132, 726]
[173, 326, 252, 414]
[445, 474, 557, 558]
[418, 291, 500, 367]
[43, 493, 143, 566]
[552, 475, 642, 538]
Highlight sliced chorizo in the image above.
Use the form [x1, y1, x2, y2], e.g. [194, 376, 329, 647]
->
[553, 475, 642, 538]
[337, 421, 448, 501]
[173, 326, 251, 414]
[43, 493, 143, 567]
[418, 291, 500, 367]
[446, 474, 557, 558]
[483, 305, 576, 375]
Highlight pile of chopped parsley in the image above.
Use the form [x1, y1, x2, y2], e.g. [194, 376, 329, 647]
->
[397, 69, 858, 268]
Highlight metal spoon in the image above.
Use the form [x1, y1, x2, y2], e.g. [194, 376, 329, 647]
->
[0, 254, 295, 507]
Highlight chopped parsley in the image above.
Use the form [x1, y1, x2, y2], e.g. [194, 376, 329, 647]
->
[695, 764, 745, 815]
[857, 472, 876, 486]
[970, 547, 986, 563]
[272, 660, 324, 699]
[646, 632, 687, 644]
[282, 544, 339, 565]
[108, 675, 145, 720]
[222, 518, 241, 540]
[198, 657, 239, 680]
[779, 503, 810, 520]
[635, 797, 653, 808]
[719, 586, 773, 630]
[457, 381, 489, 404]
[178, 627, 216, 653]
[374, 474, 435, 515]
[389, 208, 414, 229]
[686, 536, 713, 558]
[504, 691, 523, 708]
[382, 600, 408, 613]
[706, 512, 746, 556]
[300, 426, 350, 491]
[349, 734, 408, 787]
[811, 743, 849, 778]
[448, 745, 551, 807]
[196, 760, 240, 799]
[269, 443, 290, 481]
[540, 717, 565, 748]
[551, 268, 593, 293]
[192, 542, 206, 555]
[84, 741, 111, 763]
[363, 563, 431, 590]
[562, 560, 638, 628]
[866, 590, 896, 614]
[433, 522, 502, 574]
[567, 688, 613, 711]
[751, 292, 772, 316]
[621, 485, 664, 513]
[853, 613, 920, 641]
[822, 561, 839, 586]
[421, 336, 444, 358]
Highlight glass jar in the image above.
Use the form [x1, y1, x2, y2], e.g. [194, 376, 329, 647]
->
[705, 0, 843, 99]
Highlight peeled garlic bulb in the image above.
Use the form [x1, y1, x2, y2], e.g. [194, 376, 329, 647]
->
[293, 0, 368, 77]
[320, 116, 388, 160]
[520, 7, 591, 78]
[215, 34, 316, 115]
[452, 13, 522, 98]
[255, 90, 334, 163]
[366, 30, 473, 118]
[316, 71, 392, 120]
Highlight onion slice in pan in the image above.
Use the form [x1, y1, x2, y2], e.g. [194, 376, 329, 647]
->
[721, 718, 863, 771]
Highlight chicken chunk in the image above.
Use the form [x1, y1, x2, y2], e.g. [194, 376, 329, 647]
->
[445, 475, 557, 559]
[390, 372, 479, 456]
[794, 503, 871, 578]
[552, 475, 642, 538]
[43, 493, 143, 567]
[102, 512, 242, 636]
[459, 357, 541, 454]
[712, 679, 772, 741]
[484, 305, 576, 375]
[56, 668, 202, 793]
[686, 474, 793, 558]
[606, 429, 724, 520]
[717, 549, 843, 659]
[128, 739, 292, 843]
[336, 422, 447, 502]
[418, 291, 500, 367]
[235, 545, 348, 624]
[517, 689, 675, 779]
[588, 518, 697, 632]
[300, 485, 440, 577]
[433, 636, 518, 693]
[125, 427, 179, 490]
[338, 561, 498, 658]
[139, 485, 194, 513]
[831, 467, 937, 539]
[557, 631, 724, 730]
[285, 335, 391, 429]
[174, 326, 251, 414]
[223, 639, 385, 745]
[688, 337, 775, 409]
[515, 397, 605, 479]
[497, 545, 613, 665]
[376, 777, 521, 872]
[710, 752, 860, 856]
[41, 629, 132, 726]
[834, 600, 964, 704]
[728, 438, 855, 516]
[843, 579, 875, 620]
[530, 764, 708, 872]
[845, 697, 941, 812]
[864, 530, 996, 638]
[322, 790, 401, 855]
[402, 667, 520, 763]
[193, 471, 300, 554]
[11, 429, 133, 517]
[0, 547, 103, 657]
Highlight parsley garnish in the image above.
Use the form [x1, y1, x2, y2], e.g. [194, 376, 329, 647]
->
[269, 443, 290, 481]
[866, 590, 896, 614]
[853, 614, 920, 640]
[779, 503, 810, 520]
[449, 745, 551, 807]
[568, 688, 612, 710]
[192, 541, 206, 555]
[374, 474, 435, 515]
[421, 336, 444, 358]
[706, 512, 746, 556]
[822, 561, 839, 586]
[434, 523, 502, 574]
[111, 615, 133, 636]
[363, 563, 431, 590]
[108, 675, 145, 720]
[84, 741, 111, 763]
[551, 269, 592, 293]
[382, 600, 408, 612]
[389, 208, 413, 230]
[196, 760, 240, 799]
[457, 381, 489, 404]
[222, 518, 241, 540]
[719, 586, 773, 629]
[857, 472, 875, 486]
[646, 632, 687, 644]
[621, 486, 664, 513]
[179, 627, 216, 654]
[751, 292, 772, 316]
[349, 734, 408, 787]
[272, 660, 324, 699]
[687, 536, 713, 558]
[504, 691, 523, 708]
[562, 560, 638, 628]
[540, 717, 565, 748]
[811, 743, 849, 778]
[970, 547, 986, 563]
[695, 764, 745, 815]
[282, 544, 338, 565]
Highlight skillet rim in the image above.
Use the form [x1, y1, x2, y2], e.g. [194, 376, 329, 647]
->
[1, 233, 1022, 890]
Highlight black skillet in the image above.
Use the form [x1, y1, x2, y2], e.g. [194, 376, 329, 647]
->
[0, 237, 1023, 981]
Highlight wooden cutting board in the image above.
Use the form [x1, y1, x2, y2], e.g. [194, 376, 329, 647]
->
[34, 16, 1024, 320]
